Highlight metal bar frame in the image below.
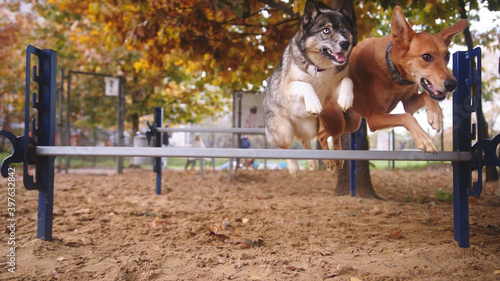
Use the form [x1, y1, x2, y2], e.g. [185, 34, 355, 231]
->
[155, 127, 265, 134]
[34, 146, 472, 161]
[65, 70, 126, 174]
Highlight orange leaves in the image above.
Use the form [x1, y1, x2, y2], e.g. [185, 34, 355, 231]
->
[206, 217, 264, 249]
[388, 229, 404, 240]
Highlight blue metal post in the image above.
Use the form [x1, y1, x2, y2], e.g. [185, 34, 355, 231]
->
[36, 48, 57, 240]
[23, 46, 58, 240]
[452, 50, 473, 248]
[154, 107, 163, 195]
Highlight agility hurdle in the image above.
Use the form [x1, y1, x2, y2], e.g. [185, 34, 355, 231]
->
[145, 116, 267, 186]
[1, 45, 499, 248]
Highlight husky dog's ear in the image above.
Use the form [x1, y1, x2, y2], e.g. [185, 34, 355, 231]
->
[437, 19, 468, 46]
[303, 0, 320, 25]
[391, 6, 415, 46]
[339, 0, 354, 20]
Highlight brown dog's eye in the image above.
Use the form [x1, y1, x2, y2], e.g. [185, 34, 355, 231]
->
[422, 54, 433, 62]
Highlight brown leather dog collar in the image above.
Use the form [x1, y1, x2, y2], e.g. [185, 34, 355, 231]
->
[386, 41, 415, 85]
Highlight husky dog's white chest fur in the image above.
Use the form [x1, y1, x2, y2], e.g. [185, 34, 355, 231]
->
[283, 63, 353, 118]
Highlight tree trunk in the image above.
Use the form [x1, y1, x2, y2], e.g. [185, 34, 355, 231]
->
[329, 0, 379, 198]
[131, 112, 139, 140]
[484, 117, 499, 181]
[334, 119, 381, 199]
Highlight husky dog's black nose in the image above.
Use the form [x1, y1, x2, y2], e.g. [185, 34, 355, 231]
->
[444, 78, 458, 92]
[339, 41, 350, 51]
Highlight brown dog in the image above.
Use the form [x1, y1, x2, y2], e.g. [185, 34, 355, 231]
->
[318, 6, 468, 170]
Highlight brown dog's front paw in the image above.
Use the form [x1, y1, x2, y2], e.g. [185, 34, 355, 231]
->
[427, 106, 443, 132]
[325, 159, 344, 170]
[415, 137, 438, 154]
[325, 160, 336, 171]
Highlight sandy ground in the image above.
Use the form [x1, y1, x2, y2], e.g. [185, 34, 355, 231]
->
[0, 165, 499, 280]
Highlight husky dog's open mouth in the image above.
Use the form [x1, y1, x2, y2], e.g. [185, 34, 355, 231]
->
[322, 48, 347, 64]
[421, 78, 447, 101]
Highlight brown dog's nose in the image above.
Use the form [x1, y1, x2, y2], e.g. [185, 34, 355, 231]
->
[444, 78, 458, 92]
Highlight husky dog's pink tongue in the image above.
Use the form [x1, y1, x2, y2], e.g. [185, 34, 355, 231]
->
[333, 52, 347, 63]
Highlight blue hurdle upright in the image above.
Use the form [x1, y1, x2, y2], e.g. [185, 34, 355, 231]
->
[1, 45, 500, 248]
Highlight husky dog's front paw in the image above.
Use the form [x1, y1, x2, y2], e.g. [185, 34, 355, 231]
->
[337, 77, 354, 111]
[337, 92, 353, 111]
[308, 159, 318, 170]
[287, 159, 300, 177]
[305, 98, 323, 116]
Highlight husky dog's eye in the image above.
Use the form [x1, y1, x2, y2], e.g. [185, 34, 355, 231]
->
[339, 24, 347, 33]
[445, 53, 451, 62]
[322, 28, 330, 34]
[422, 54, 433, 62]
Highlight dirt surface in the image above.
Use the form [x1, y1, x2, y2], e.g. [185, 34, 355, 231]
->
[0, 165, 499, 280]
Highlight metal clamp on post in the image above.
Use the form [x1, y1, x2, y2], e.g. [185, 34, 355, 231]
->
[465, 48, 484, 198]
[146, 121, 156, 146]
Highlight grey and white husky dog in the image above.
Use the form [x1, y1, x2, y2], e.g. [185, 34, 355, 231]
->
[263, 0, 355, 176]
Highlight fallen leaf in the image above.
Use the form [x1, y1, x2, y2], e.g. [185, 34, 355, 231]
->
[370, 206, 382, 215]
[310, 246, 332, 256]
[207, 231, 229, 241]
[494, 270, 500, 275]
[147, 217, 170, 228]
[226, 238, 264, 248]
[326, 263, 354, 278]
[242, 218, 250, 224]
[345, 211, 356, 217]
[237, 260, 246, 269]
[250, 275, 261, 280]
[283, 265, 306, 272]
[222, 218, 231, 229]
[388, 229, 403, 239]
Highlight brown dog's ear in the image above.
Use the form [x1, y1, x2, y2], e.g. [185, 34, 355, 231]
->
[438, 19, 469, 46]
[391, 6, 415, 46]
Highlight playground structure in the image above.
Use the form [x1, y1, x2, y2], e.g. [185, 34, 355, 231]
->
[1, 45, 499, 248]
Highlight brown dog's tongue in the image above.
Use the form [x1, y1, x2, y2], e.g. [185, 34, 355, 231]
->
[334, 52, 347, 63]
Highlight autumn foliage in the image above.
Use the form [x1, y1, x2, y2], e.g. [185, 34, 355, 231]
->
[0, 0, 496, 133]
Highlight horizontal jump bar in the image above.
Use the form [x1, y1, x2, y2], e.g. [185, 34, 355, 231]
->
[35, 146, 472, 162]
[154, 127, 265, 134]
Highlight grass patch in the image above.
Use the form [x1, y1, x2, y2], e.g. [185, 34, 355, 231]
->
[434, 188, 453, 202]
[370, 160, 448, 170]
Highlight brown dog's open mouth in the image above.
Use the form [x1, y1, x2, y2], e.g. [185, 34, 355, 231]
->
[421, 78, 447, 101]
[322, 48, 347, 64]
